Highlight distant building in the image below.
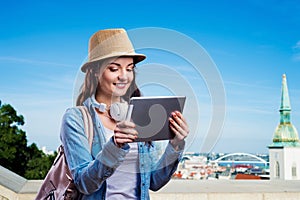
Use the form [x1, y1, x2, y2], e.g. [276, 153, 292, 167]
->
[269, 74, 300, 180]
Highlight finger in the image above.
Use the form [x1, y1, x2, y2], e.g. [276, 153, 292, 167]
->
[169, 117, 187, 136]
[171, 112, 188, 131]
[115, 137, 135, 145]
[175, 111, 188, 125]
[114, 127, 138, 137]
[117, 120, 136, 128]
[114, 131, 138, 141]
[169, 117, 180, 130]
[169, 123, 186, 140]
[173, 111, 190, 133]
[113, 131, 137, 148]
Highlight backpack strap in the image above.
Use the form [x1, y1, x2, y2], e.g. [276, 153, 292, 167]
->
[77, 106, 94, 151]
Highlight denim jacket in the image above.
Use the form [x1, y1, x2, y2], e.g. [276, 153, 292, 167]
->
[60, 97, 184, 199]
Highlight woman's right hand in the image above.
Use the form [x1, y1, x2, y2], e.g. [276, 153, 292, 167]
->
[113, 121, 138, 148]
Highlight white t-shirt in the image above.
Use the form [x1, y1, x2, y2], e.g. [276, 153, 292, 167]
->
[103, 127, 139, 199]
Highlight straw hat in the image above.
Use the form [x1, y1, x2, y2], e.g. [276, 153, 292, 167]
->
[81, 28, 146, 72]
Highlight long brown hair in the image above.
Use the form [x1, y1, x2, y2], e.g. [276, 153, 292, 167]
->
[76, 58, 141, 106]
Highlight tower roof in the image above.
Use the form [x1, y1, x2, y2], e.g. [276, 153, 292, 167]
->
[280, 74, 291, 112]
[269, 74, 300, 147]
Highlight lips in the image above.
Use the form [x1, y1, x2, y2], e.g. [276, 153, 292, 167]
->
[113, 83, 128, 89]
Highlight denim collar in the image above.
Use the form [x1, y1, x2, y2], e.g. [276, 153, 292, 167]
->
[90, 95, 103, 110]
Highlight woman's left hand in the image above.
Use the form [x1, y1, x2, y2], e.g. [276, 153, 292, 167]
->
[169, 111, 189, 150]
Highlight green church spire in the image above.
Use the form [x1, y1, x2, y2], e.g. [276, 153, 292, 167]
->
[270, 74, 300, 147]
[279, 74, 291, 123]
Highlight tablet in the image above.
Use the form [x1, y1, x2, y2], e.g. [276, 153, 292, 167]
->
[128, 96, 186, 142]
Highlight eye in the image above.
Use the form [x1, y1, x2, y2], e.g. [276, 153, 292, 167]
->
[126, 67, 133, 72]
[108, 67, 118, 72]
[127, 65, 135, 72]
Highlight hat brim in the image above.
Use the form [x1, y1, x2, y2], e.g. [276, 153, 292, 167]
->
[81, 52, 146, 72]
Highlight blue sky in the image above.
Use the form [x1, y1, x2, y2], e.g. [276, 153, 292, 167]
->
[1, 0, 300, 154]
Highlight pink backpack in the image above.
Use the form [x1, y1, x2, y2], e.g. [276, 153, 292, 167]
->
[35, 106, 93, 200]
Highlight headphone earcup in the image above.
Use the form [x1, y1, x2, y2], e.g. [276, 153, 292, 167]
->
[110, 102, 128, 122]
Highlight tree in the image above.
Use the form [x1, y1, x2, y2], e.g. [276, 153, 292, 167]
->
[25, 143, 57, 179]
[0, 102, 28, 176]
[0, 101, 56, 179]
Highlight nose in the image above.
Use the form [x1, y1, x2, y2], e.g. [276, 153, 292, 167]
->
[118, 68, 128, 81]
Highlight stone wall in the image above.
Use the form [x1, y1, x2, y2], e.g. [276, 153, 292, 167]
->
[2, 179, 300, 200]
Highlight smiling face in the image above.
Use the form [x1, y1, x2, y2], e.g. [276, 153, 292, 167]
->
[96, 57, 135, 103]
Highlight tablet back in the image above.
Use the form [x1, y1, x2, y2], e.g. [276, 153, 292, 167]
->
[129, 96, 186, 142]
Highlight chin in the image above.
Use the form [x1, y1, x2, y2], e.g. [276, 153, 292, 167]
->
[113, 91, 127, 97]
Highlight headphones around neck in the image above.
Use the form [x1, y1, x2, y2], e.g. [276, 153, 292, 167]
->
[97, 101, 128, 122]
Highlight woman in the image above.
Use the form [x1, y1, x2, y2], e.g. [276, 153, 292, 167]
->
[60, 28, 189, 199]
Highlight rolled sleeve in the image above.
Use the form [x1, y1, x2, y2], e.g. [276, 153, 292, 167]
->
[60, 107, 129, 194]
[96, 137, 129, 168]
[149, 141, 185, 191]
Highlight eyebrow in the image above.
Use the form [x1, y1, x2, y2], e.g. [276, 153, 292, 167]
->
[109, 62, 134, 67]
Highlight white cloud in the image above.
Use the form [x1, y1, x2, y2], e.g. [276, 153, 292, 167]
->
[292, 41, 300, 62]
[294, 41, 300, 49]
